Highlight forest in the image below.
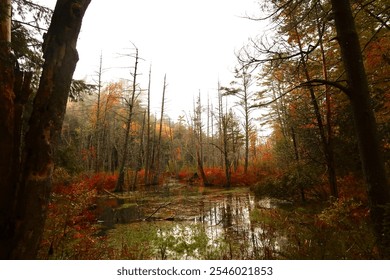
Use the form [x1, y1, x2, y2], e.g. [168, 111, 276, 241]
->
[0, 0, 389, 260]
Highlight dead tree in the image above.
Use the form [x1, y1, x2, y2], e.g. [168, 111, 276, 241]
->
[115, 46, 140, 192]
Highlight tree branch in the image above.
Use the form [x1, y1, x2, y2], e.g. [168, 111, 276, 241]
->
[299, 79, 351, 97]
[12, 19, 49, 32]
[250, 78, 351, 109]
[144, 202, 172, 221]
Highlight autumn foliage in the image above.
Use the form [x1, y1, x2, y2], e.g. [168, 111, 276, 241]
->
[177, 166, 266, 187]
[38, 171, 118, 259]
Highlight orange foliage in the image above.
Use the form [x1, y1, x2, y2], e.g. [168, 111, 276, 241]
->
[337, 174, 368, 202]
[40, 173, 118, 259]
[177, 169, 191, 181]
[89, 82, 122, 125]
[83, 173, 118, 193]
[177, 166, 268, 187]
[204, 168, 226, 186]
[204, 167, 264, 187]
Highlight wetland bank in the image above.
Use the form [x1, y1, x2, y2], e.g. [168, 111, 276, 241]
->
[39, 173, 376, 260]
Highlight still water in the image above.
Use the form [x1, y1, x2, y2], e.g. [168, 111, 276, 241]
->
[96, 179, 286, 259]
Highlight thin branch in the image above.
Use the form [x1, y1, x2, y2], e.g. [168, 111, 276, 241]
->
[144, 202, 172, 221]
[12, 19, 49, 31]
[299, 79, 351, 97]
[250, 78, 351, 109]
[209, 142, 224, 153]
[238, 32, 323, 69]
[250, 85, 299, 108]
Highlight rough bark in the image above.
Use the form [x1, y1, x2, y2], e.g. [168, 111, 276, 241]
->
[331, 0, 390, 257]
[0, 0, 91, 259]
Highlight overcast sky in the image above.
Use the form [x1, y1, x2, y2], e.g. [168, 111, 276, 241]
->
[38, 0, 265, 121]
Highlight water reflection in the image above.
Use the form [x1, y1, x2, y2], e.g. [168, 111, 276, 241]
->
[98, 186, 285, 259]
[197, 192, 281, 259]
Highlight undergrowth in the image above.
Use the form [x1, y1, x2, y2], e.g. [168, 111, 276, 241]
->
[38, 168, 378, 259]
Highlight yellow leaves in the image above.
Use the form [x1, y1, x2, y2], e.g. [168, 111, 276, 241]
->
[89, 82, 122, 125]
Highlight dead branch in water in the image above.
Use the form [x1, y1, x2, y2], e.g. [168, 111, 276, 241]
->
[144, 202, 172, 221]
[102, 189, 135, 200]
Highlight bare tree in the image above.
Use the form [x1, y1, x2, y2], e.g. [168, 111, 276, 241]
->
[115, 46, 140, 192]
[94, 53, 103, 173]
[152, 74, 167, 185]
[144, 65, 152, 185]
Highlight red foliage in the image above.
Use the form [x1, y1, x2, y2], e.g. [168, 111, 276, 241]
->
[204, 168, 226, 186]
[84, 173, 118, 193]
[40, 173, 119, 259]
[202, 167, 264, 187]
[52, 173, 118, 195]
[177, 169, 191, 181]
[230, 167, 263, 186]
[176, 166, 268, 187]
[136, 169, 146, 183]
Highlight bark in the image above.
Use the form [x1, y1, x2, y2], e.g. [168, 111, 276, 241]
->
[152, 74, 167, 185]
[0, 0, 91, 259]
[0, 0, 14, 184]
[196, 149, 209, 186]
[331, 0, 390, 257]
[144, 66, 152, 185]
[0, 0, 16, 259]
[291, 127, 305, 202]
[94, 53, 103, 173]
[132, 110, 146, 191]
[0, 0, 11, 42]
[116, 47, 139, 192]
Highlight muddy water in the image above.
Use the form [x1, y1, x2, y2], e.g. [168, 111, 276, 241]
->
[96, 180, 286, 259]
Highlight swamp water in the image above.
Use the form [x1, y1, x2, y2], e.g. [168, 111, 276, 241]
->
[96, 179, 287, 259]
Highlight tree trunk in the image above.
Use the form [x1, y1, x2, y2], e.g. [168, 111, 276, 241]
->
[94, 53, 103, 173]
[115, 47, 139, 192]
[0, 0, 91, 259]
[152, 74, 167, 185]
[331, 0, 390, 258]
[295, 26, 338, 198]
[132, 110, 146, 191]
[144, 66, 152, 185]
[0, 0, 16, 259]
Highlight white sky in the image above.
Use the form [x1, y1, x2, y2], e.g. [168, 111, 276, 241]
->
[37, 0, 265, 122]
